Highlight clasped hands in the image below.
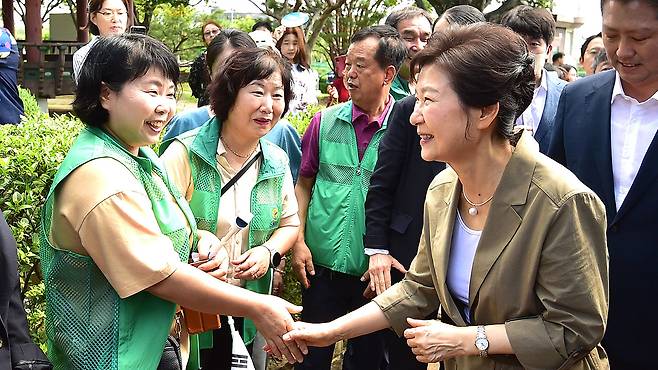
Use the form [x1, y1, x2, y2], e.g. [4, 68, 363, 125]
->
[274, 317, 473, 364]
[194, 230, 272, 282]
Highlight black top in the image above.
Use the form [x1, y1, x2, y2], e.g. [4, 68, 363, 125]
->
[364, 95, 444, 282]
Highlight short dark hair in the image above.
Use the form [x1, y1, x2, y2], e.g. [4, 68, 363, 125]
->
[579, 32, 602, 61]
[73, 34, 180, 128]
[411, 23, 535, 141]
[350, 25, 407, 72]
[206, 29, 257, 71]
[562, 63, 576, 73]
[384, 7, 433, 31]
[435, 5, 485, 28]
[87, 0, 132, 36]
[500, 5, 556, 46]
[209, 48, 293, 122]
[552, 51, 564, 63]
[252, 20, 273, 32]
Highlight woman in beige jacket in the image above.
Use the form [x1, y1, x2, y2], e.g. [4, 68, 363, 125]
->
[284, 23, 609, 370]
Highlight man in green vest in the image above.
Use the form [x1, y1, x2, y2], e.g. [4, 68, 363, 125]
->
[384, 7, 433, 101]
[291, 25, 406, 370]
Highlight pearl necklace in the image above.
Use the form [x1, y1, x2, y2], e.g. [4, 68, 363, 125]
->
[462, 191, 494, 216]
[220, 136, 257, 159]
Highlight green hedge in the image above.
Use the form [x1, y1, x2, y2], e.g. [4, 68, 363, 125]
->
[0, 88, 84, 349]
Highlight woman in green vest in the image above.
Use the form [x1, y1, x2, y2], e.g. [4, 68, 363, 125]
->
[160, 47, 300, 370]
[40, 34, 304, 370]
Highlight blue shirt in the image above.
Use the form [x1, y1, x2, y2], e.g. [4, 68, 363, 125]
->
[0, 28, 24, 125]
[163, 106, 302, 183]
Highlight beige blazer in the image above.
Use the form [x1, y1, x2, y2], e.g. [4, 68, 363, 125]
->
[374, 132, 609, 370]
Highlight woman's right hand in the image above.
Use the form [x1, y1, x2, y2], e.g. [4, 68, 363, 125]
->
[195, 230, 228, 280]
[283, 320, 341, 348]
[250, 295, 306, 364]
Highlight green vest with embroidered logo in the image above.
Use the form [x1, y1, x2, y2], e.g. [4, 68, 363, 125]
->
[305, 100, 390, 277]
[165, 116, 287, 345]
[40, 127, 196, 370]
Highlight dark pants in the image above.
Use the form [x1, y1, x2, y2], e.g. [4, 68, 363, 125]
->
[199, 316, 247, 370]
[295, 265, 386, 370]
[381, 329, 427, 370]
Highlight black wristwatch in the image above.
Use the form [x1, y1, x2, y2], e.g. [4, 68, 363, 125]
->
[263, 244, 281, 268]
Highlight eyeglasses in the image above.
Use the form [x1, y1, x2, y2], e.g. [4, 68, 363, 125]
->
[203, 29, 220, 37]
[97, 9, 127, 19]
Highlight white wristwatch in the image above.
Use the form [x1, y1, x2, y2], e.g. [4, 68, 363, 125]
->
[475, 325, 489, 357]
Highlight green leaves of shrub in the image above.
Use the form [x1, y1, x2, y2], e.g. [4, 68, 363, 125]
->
[0, 87, 83, 348]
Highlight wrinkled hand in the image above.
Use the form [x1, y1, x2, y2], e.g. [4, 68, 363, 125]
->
[292, 240, 314, 289]
[195, 230, 228, 280]
[404, 318, 470, 363]
[232, 246, 270, 280]
[282, 320, 340, 348]
[252, 295, 306, 364]
[361, 254, 407, 296]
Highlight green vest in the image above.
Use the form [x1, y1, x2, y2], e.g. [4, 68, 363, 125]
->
[40, 127, 196, 370]
[390, 74, 411, 101]
[166, 117, 287, 345]
[305, 101, 390, 276]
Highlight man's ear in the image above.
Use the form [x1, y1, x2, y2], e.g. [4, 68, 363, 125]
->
[383, 65, 397, 86]
[99, 83, 113, 110]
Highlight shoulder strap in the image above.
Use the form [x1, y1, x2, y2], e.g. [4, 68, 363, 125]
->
[221, 152, 262, 196]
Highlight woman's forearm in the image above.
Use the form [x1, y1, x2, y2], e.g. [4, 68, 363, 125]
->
[147, 262, 264, 317]
[333, 302, 391, 341]
[459, 324, 513, 356]
[267, 224, 299, 255]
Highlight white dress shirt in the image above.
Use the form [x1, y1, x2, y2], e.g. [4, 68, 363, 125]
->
[515, 69, 548, 135]
[610, 72, 658, 210]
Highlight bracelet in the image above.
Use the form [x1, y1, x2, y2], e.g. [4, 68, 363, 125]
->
[274, 267, 285, 274]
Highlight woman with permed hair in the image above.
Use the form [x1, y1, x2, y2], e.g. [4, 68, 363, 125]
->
[283, 23, 609, 370]
[161, 47, 302, 369]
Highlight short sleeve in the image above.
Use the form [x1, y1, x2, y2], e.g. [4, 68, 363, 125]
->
[298, 111, 322, 178]
[161, 140, 194, 201]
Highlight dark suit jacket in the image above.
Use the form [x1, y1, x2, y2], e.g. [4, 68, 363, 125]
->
[0, 211, 49, 369]
[534, 71, 566, 153]
[364, 95, 444, 281]
[548, 69, 658, 369]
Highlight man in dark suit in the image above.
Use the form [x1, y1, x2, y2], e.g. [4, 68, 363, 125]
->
[501, 5, 566, 154]
[548, 1, 658, 368]
[0, 210, 50, 369]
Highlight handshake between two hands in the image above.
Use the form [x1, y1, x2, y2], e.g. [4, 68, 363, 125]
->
[256, 298, 464, 365]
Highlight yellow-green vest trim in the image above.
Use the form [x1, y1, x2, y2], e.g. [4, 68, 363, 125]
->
[40, 126, 196, 370]
[305, 100, 390, 277]
[167, 116, 288, 345]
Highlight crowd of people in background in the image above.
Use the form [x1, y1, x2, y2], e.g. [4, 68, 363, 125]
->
[1, 0, 657, 369]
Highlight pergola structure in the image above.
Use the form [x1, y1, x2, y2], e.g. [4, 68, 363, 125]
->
[1, 0, 133, 99]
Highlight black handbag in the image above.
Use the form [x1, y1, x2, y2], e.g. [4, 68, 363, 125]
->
[157, 335, 183, 370]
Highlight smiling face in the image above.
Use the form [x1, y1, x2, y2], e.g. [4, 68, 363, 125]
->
[398, 15, 432, 59]
[101, 68, 176, 155]
[91, 0, 128, 36]
[226, 72, 285, 141]
[602, 0, 658, 100]
[410, 63, 476, 163]
[280, 33, 299, 62]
